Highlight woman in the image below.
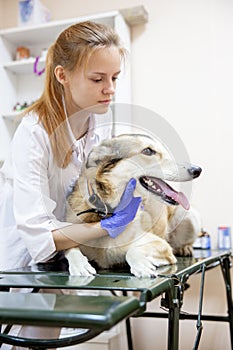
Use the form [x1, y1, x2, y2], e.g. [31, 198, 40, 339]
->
[0, 21, 141, 345]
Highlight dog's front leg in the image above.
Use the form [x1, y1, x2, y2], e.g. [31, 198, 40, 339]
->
[126, 234, 177, 278]
[65, 247, 96, 276]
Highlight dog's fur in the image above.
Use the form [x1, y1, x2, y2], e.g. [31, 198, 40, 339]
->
[65, 134, 202, 278]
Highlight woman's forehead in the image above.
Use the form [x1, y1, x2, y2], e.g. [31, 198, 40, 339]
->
[86, 46, 122, 71]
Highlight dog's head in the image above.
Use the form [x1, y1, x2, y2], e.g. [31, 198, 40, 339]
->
[84, 134, 201, 211]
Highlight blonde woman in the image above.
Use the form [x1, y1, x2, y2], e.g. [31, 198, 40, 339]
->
[0, 21, 141, 346]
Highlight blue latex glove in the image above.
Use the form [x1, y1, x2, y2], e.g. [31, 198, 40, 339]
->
[100, 178, 142, 238]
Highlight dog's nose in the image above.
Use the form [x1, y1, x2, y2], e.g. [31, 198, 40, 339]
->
[188, 165, 202, 179]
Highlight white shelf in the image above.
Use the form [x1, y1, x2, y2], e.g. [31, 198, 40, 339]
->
[2, 111, 23, 120]
[3, 57, 46, 74]
[0, 6, 148, 45]
[0, 12, 117, 45]
[0, 11, 119, 75]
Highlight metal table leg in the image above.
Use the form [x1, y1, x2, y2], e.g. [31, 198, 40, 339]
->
[122, 290, 134, 350]
[161, 279, 183, 350]
[220, 256, 233, 350]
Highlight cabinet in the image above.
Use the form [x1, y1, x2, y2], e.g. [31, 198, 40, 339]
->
[0, 6, 148, 162]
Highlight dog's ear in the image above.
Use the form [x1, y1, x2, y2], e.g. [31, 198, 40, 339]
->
[97, 157, 122, 172]
[86, 140, 122, 168]
[95, 157, 122, 199]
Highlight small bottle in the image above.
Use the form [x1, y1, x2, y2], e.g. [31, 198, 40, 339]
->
[193, 231, 203, 249]
[201, 231, 211, 249]
[218, 226, 232, 249]
[193, 229, 211, 249]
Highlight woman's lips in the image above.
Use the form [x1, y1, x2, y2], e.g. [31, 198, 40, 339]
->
[98, 100, 111, 105]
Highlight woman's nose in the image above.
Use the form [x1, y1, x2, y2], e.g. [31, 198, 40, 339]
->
[103, 81, 115, 95]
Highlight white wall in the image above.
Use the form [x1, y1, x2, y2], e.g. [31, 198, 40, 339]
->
[0, 0, 3, 27]
[0, 1, 232, 349]
[131, 0, 233, 249]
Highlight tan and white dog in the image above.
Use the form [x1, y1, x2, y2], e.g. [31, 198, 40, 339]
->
[65, 134, 202, 278]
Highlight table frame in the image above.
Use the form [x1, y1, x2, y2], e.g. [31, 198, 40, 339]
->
[136, 253, 233, 350]
[0, 250, 232, 350]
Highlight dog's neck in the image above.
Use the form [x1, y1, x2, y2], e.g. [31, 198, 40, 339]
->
[76, 180, 114, 218]
[87, 180, 113, 215]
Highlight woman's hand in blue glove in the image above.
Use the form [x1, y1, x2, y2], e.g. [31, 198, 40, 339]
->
[100, 178, 142, 238]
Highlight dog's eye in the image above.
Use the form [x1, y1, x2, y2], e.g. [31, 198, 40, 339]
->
[141, 147, 156, 156]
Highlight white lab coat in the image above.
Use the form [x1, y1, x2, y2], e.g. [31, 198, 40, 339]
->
[0, 111, 112, 271]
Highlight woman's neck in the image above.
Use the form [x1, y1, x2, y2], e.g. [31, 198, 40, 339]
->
[62, 94, 90, 140]
[69, 113, 90, 140]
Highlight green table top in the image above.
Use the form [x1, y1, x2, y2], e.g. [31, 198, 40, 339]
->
[0, 250, 231, 303]
[0, 292, 140, 329]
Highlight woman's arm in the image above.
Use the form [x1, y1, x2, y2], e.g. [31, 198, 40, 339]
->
[53, 222, 107, 251]
[53, 178, 141, 250]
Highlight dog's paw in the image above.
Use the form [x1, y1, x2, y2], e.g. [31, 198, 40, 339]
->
[128, 255, 176, 278]
[126, 239, 177, 278]
[126, 252, 166, 278]
[151, 257, 176, 267]
[174, 245, 193, 257]
[129, 257, 159, 278]
[65, 248, 96, 276]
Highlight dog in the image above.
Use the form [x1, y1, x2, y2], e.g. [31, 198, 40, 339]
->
[65, 134, 202, 278]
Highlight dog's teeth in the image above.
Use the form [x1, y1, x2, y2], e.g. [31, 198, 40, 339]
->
[144, 179, 155, 187]
[143, 178, 163, 195]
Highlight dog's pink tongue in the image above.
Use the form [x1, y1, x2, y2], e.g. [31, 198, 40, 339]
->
[156, 178, 190, 210]
[173, 191, 190, 210]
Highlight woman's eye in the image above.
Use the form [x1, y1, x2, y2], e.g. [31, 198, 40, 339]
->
[141, 147, 156, 156]
[93, 79, 102, 83]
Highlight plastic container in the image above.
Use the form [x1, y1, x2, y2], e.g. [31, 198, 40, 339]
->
[201, 232, 211, 249]
[18, 0, 51, 26]
[193, 229, 211, 250]
[218, 226, 232, 249]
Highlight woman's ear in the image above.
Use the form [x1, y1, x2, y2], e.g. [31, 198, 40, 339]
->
[54, 65, 67, 85]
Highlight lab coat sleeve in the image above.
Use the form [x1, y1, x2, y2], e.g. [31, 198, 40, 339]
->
[12, 119, 71, 263]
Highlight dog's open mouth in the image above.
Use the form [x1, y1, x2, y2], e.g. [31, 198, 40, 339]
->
[139, 176, 190, 210]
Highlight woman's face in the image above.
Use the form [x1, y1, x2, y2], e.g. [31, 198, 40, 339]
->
[61, 46, 122, 116]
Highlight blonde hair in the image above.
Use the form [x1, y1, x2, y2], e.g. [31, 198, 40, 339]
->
[25, 21, 126, 168]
